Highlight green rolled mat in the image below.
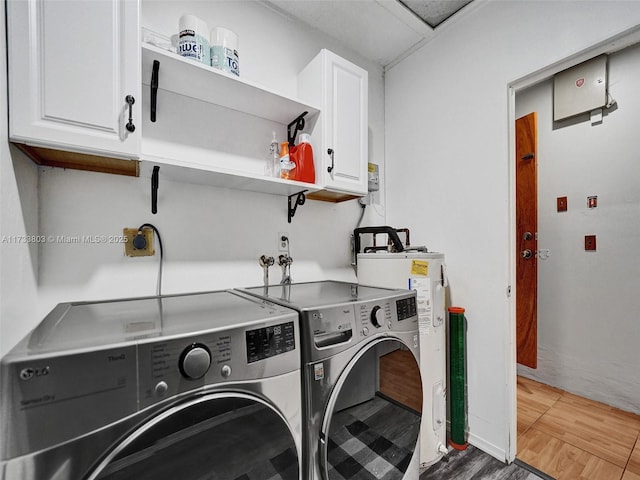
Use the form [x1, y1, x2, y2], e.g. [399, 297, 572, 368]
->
[449, 306, 467, 450]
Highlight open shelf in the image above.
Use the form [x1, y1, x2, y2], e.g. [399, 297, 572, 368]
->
[140, 42, 323, 203]
[140, 154, 320, 197]
[141, 43, 320, 124]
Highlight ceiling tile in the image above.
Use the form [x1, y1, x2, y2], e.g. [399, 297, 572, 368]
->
[399, 0, 474, 28]
[263, 0, 474, 66]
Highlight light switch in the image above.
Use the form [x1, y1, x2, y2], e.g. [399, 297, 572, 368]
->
[588, 196, 597, 208]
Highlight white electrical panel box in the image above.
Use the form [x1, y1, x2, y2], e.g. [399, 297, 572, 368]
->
[554, 55, 607, 121]
[367, 163, 379, 192]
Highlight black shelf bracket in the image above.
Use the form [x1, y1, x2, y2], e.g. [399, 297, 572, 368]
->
[288, 190, 307, 223]
[151, 166, 160, 214]
[287, 111, 308, 146]
[150, 60, 159, 122]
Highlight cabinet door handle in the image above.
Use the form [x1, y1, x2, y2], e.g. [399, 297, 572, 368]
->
[327, 148, 334, 174]
[125, 95, 135, 133]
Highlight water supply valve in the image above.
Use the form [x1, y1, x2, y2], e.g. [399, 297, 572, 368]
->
[278, 254, 293, 285]
[259, 255, 275, 286]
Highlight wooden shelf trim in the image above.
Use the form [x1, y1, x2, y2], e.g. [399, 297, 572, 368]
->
[15, 144, 139, 177]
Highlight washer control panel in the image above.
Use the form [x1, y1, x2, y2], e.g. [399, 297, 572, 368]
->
[396, 296, 418, 321]
[358, 302, 391, 332]
[246, 321, 296, 364]
[358, 295, 418, 336]
[137, 317, 298, 409]
[302, 291, 418, 362]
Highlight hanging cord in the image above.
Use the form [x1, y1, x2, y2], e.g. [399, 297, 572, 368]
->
[356, 201, 367, 229]
[351, 202, 367, 267]
[136, 223, 164, 296]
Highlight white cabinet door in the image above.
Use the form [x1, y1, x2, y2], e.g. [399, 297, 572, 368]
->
[7, 0, 140, 159]
[298, 49, 368, 196]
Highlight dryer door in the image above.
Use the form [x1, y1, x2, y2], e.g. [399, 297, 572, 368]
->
[320, 338, 422, 480]
[86, 393, 299, 480]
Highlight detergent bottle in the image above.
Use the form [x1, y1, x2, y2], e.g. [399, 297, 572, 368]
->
[279, 142, 296, 180]
[290, 133, 315, 183]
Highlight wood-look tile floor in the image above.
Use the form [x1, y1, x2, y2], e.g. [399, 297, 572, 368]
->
[517, 376, 640, 480]
[379, 348, 423, 413]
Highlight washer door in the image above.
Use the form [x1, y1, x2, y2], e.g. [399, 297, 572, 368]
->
[87, 393, 299, 480]
[320, 338, 422, 480]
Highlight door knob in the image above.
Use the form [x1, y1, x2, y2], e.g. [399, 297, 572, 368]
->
[523, 231, 533, 241]
[521, 249, 533, 259]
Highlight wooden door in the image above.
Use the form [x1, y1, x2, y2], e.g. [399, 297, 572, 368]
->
[516, 112, 538, 368]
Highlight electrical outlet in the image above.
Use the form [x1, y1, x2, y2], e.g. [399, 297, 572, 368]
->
[278, 232, 289, 252]
[557, 196, 568, 212]
[585, 235, 597, 251]
[123, 228, 154, 257]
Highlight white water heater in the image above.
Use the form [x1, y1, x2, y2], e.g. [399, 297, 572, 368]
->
[357, 251, 447, 468]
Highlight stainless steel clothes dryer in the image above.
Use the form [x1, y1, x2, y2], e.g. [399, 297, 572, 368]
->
[240, 281, 423, 480]
[0, 290, 302, 480]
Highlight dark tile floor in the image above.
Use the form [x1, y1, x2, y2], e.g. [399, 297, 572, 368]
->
[421, 445, 551, 480]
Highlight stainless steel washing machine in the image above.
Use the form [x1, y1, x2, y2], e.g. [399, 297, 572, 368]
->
[1, 290, 302, 480]
[240, 281, 423, 480]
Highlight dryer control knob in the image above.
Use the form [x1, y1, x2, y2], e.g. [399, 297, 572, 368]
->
[179, 344, 211, 380]
[370, 306, 384, 328]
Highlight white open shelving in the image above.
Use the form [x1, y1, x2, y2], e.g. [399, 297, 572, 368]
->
[139, 154, 319, 197]
[141, 43, 320, 125]
[140, 43, 322, 198]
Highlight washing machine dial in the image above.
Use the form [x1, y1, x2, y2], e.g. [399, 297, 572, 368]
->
[179, 343, 211, 380]
[370, 306, 384, 328]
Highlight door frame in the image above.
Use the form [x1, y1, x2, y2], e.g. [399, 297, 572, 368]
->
[506, 26, 640, 463]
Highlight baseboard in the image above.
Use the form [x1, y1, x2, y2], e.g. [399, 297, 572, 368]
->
[467, 432, 508, 463]
[513, 459, 556, 480]
[444, 420, 509, 464]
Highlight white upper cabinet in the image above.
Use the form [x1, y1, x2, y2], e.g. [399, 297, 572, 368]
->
[298, 49, 369, 199]
[5, 3, 367, 202]
[7, 0, 141, 159]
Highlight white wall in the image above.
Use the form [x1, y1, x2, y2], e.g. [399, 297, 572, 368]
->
[0, 0, 387, 357]
[385, 0, 640, 461]
[0, 3, 40, 356]
[516, 44, 640, 415]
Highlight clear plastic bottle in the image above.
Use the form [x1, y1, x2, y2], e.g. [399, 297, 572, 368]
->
[280, 142, 296, 180]
[265, 132, 280, 177]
